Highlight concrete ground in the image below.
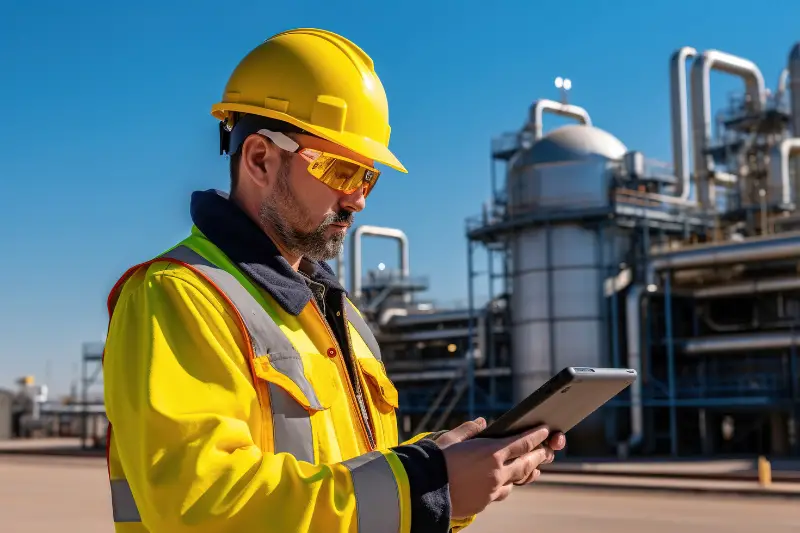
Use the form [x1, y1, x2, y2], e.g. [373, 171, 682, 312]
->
[1, 455, 798, 533]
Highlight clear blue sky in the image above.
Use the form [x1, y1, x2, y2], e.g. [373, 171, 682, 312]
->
[1, 0, 798, 396]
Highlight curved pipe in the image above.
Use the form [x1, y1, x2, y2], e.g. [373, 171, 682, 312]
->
[527, 99, 592, 140]
[349, 225, 410, 303]
[646, 231, 800, 284]
[379, 307, 408, 326]
[768, 138, 800, 208]
[670, 46, 698, 201]
[625, 285, 645, 449]
[690, 50, 766, 208]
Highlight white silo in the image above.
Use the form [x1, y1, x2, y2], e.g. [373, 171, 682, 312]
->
[506, 124, 631, 413]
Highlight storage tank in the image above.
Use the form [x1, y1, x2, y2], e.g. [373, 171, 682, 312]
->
[506, 124, 630, 439]
[0, 389, 13, 440]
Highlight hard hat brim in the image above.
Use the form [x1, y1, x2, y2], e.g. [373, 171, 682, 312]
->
[212, 104, 408, 174]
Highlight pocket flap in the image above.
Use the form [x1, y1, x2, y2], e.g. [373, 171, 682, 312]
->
[253, 352, 338, 411]
[357, 357, 399, 409]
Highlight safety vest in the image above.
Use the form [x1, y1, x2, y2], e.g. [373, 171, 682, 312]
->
[103, 231, 412, 532]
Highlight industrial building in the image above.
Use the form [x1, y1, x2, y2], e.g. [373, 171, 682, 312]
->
[66, 41, 800, 459]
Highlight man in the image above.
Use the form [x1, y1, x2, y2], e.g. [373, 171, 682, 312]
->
[102, 28, 565, 533]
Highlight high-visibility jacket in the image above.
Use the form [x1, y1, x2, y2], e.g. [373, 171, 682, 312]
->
[102, 227, 474, 533]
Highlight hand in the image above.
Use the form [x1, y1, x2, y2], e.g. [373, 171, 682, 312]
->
[438, 423, 566, 519]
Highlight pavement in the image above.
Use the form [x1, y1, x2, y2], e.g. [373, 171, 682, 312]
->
[3, 438, 800, 499]
[2, 455, 799, 533]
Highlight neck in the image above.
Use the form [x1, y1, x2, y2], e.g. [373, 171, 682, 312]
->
[230, 191, 303, 271]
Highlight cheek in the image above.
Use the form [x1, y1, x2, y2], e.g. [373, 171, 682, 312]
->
[293, 168, 340, 215]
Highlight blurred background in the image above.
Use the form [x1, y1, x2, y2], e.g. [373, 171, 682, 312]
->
[2, 0, 800, 531]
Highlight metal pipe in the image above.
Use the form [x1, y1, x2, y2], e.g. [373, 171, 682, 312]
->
[690, 50, 766, 208]
[378, 308, 408, 326]
[769, 138, 800, 208]
[335, 248, 346, 287]
[625, 285, 645, 449]
[670, 46, 698, 201]
[777, 68, 790, 107]
[694, 276, 800, 298]
[647, 231, 800, 284]
[350, 225, 410, 303]
[685, 331, 800, 354]
[527, 98, 592, 140]
[665, 274, 678, 457]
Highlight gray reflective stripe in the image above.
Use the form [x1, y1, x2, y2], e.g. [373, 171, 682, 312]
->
[110, 479, 141, 523]
[162, 246, 297, 357]
[342, 451, 400, 533]
[160, 245, 315, 463]
[344, 299, 382, 362]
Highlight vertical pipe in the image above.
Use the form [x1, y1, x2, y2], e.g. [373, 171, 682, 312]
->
[670, 46, 698, 201]
[466, 240, 476, 420]
[487, 248, 496, 410]
[665, 274, 678, 456]
[608, 227, 620, 368]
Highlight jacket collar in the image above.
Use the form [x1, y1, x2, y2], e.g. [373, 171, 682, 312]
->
[189, 189, 346, 316]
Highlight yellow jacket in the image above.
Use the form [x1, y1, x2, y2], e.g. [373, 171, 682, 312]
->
[103, 211, 474, 533]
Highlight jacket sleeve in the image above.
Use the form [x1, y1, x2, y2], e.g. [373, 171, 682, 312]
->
[396, 434, 477, 532]
[103, 264, 445, 533]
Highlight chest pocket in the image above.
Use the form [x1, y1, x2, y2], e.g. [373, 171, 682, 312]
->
[252, 350, 340, 463]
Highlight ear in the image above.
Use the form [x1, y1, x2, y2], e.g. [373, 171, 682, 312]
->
[239, 134, 282, 190]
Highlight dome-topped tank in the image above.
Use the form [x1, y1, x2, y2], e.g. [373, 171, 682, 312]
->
[505, 122, 631, 454]
[507, 124, 628, 215]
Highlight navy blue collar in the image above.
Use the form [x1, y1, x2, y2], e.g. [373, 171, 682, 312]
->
[189, 189, 346, 316]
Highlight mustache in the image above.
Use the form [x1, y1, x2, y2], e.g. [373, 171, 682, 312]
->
[322, 209, 354, 227]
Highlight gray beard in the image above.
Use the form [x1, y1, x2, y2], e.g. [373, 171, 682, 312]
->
[258, 162, 347, 262]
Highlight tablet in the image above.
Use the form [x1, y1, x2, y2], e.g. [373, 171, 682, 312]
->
[478, 366, 637, 439]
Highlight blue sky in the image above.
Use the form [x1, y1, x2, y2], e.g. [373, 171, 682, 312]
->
[1, 0, 798, 395]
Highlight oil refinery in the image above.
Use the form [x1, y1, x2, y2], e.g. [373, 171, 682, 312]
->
[7, 41, 800, 460]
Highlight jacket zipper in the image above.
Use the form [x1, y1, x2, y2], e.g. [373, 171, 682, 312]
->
[340, 297, 377, 448]
[310, 299, 374, 452]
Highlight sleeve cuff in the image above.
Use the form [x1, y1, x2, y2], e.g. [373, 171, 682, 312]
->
[390, 438, 451, 533]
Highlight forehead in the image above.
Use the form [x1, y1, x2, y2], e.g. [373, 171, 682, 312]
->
[293, 133, 374, 167]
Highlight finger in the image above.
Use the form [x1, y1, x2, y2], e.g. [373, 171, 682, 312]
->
[493, 483, 514, 502]
[513, 468, 541, 486]
[499, 425, 550, 461]
[548, 432, 566, 451]
[446, 417, 487, 442]
[504, 446, 549, 484]
[541, 445, 555, 465]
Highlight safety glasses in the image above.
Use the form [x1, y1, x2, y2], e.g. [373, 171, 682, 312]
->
[257, 129, 381, 197]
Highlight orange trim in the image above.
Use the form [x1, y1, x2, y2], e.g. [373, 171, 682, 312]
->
[102, 255, 262, 478]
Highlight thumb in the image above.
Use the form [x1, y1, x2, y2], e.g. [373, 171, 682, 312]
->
[436, 417, 487, 448]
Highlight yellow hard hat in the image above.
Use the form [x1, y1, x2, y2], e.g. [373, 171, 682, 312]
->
[211, 28, 407, 173]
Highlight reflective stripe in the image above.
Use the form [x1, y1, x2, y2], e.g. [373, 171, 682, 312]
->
[110, 479, 141, 523]
[344, 299, 383, 362]
[342, 451, 401, 533]
[161, 246, 315, 462]
[162, 246, 297, 357]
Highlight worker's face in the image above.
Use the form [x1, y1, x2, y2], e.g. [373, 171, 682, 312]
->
[254, 133, 370, 261]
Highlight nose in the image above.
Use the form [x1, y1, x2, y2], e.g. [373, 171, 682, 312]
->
[339, 185, 366, 213]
